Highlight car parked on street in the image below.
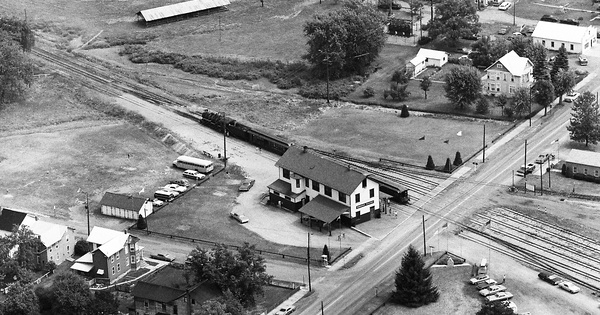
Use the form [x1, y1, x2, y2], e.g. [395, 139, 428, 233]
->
[239, 178, 256, 191]
[169, 178, 190, 187]
[538, 272, 564, 285]
[517, 163, 536, 175]
[164, 184, 187, 193]
[275, 305, 296, 315]
[480, 285, 507, 296]
[541, 14, 559, 22]
[558, 281, 581, 293]
[152, 199, 165, 207]
[230, 211, 249, 224]
[485, 291, 514, 303]
[578, 55, 588, 65]
[535, 154, 554, 164]
[499, 2, 512, 10]
[564, 91, 581, 103]
[470, 274, 490, 284]
[150, 253, 175, 262]
[183, 169, 206, 181]
[476, 279, 498, 290]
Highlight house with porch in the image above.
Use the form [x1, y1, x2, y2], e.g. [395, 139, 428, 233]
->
[268, 146, 380, 230]
[482, 50, 533, 96]
[532, 21, 597, 54]
[70, 226, 143, 284]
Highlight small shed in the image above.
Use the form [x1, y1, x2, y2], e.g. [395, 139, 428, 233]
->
[406, 48, 449, 77]
[136, 0, 230, 27]
[100, 192, 152, 220]
[563, 149, 600, 180]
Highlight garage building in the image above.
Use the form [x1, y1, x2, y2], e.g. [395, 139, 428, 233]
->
[100, 192, 153, 220]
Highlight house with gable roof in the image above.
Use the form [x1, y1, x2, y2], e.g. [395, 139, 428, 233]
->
[100, 192, 153, 220]
[0, 207, 75, 266]
[482, 50, 533, 96]
[406, 48, 449, 77]
[268, 146, 380, 228]
[130, 265, 222, 315]
[70, 226, 143, 283]
[563, 149, 600, 181]
[532, 21, 597, 54]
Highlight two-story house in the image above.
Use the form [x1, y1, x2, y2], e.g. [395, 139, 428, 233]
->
[482, 50, 534, 96]
[268, 146, 379, 228]
[71, 226, 143, 284]
[130, 265, 222, 315]
[0, 207, 76, 267]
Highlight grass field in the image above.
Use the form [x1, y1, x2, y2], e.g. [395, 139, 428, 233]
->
[287, 106, 511, 166]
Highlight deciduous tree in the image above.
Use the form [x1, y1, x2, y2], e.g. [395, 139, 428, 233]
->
[511, 87, 532, 118]
[567, 91, 600, 147]
[87, 291, 119, 315]
[1, 282, 40, 315]
[427, 0, 480, 44]
[0, 33, 34, 105]
[553, 69, 576, 104]
[393, 245, 439, 307]
[476, 300, 516, 315]
[444, 66, 481, 110]
[495, 93, 508, 116]
[420, 76, 431, 99]
[532, 79, 555, 115]
[49, 271, 93, 315]
[304, 0, 387, 77]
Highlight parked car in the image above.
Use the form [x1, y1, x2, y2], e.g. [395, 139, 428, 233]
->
[152, 199, 165, 207]
[169, 178, 190, 187]
[461, 34, 481, 40]
[538, 272, 564, 285]
[275, 305, 296, 315]
[485, 291, 514, 303]
[564, 91, 581, 103]
[498, 28, 508, 35]
[559, 18, 579, 26]
[558, 281, 581, 293]
[578, 55, 588, 65]
[498, 2, 512, 10]
[535, 154, 554, 164]
[230, 211, 249, 224]
[164, 184, 187, 193]
[150, 253, 175, 262]
[183, 169, 206, 181]
[541, 15, 559, 22]
[480, 285, 507, 296]
[470, 274, 490, 284]
[239, 178, 256, 191]
[517, 163, 536, 175]
[476, 279, 498, 290]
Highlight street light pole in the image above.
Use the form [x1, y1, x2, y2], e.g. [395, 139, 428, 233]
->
[307, 232, 312, 292]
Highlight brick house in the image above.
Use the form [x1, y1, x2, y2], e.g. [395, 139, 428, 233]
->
[268, 146, 380, 228]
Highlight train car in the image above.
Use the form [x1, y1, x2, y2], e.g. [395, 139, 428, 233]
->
[378, 180, 410, 204]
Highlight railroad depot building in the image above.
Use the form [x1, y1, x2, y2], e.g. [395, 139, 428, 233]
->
[563, 149, 600, 181]
[268, 146, 380, 229]
[532, 21, 597, 54]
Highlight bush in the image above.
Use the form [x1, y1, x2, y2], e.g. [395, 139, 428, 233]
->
[425, 155, 435, 170]
[476, 98, 489, 114]
[418, 36, 432, 45]
[400, 104, 409, 117]
[448, 57, 460, 64]
[561, 163, 567, 176]
[504, 107, 514, 118]
[137, 214, 147, 230]
[363, 87, 375, 98]
[74, 240, 90, 256]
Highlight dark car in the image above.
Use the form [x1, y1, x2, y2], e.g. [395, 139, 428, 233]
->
[239, 178, 256, 191]
[541, 15, 559, 23]
[559, 18, 579, 26]
[538, 272, 564, 285]
[150, 253, 175, 262]
[461, 34, 481, 41]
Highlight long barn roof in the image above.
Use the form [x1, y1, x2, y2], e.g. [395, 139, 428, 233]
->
[137, 0, 230, 22]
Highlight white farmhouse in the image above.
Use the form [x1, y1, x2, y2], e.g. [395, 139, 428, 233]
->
[532, 21, 597, 54]
[482, 50, 533, 96]
[406, 48, 449, 77]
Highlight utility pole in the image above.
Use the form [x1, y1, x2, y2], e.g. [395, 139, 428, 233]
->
[422, 215, 427, 256]
[513, 0, 516, 26]
[222, 113, 227, 169]
[307, 233, 312, 292]
[85, 192, 90, 235]
[524, 140, 528, 180]
[548, 157, 552, 189]
[326, 57, 330, 104]
[483, 124, 486, 163]
[539, 162, 543, 196]
[430, 0, 433, 21]
[321, 301, 324, 315]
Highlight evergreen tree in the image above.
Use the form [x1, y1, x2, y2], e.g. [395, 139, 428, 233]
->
[526, 42, 549, 81]
[453, 151, 463, 166]
[567, 91, 600, 147]
[420, 76, 432, 99]
[532, 79, 555, 115]
[425, 155, 435, 170]
[511, 87, 532, 118]
[393, 245, 439, 307]
[400, 104, 410, 117]
[137, 214, 147, 230]
[550, 46, 568, 81]
[476, 300, 516, 315]
[443, 158, 452, 172]
[322, 245, 330, 262]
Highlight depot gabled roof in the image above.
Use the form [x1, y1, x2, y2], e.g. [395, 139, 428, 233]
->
[136, 0, 230, 22]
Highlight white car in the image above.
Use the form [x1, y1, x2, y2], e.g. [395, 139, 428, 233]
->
[476, 278, 497, 290]
[469, 274, 490, 284]
[152, 199, 165, 207]
[485, 291, 513, 302]
[163, 184, 187, 193]
[183, 170, 206, 180]
[275, 305, 296, 315]
[563, 92, 581, 103]
[479, 284, 507, 296]
[498, 1, 512, 10]
[230, 211, 249, 224]
[558, 281, 581, 293]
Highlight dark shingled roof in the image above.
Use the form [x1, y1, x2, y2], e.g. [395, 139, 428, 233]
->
[275, 146, 367, 195]
[132, 282, 184, 303]
[0, 208, 26, 232]
[299, 195, 349, 223]
[99, 192, 147, 211]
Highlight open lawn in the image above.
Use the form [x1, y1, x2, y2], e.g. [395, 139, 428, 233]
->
[287, 105, 511, 166]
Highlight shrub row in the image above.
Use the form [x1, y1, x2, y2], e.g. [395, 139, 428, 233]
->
[573, 173, 600, 183]
[119, 45, 309, 89]
[298, 79, 357, 100]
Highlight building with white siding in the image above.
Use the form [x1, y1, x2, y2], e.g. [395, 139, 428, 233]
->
[532, 21, 597, 54]
[100, 192, 153, 220]
[482, 50, 533, 96]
